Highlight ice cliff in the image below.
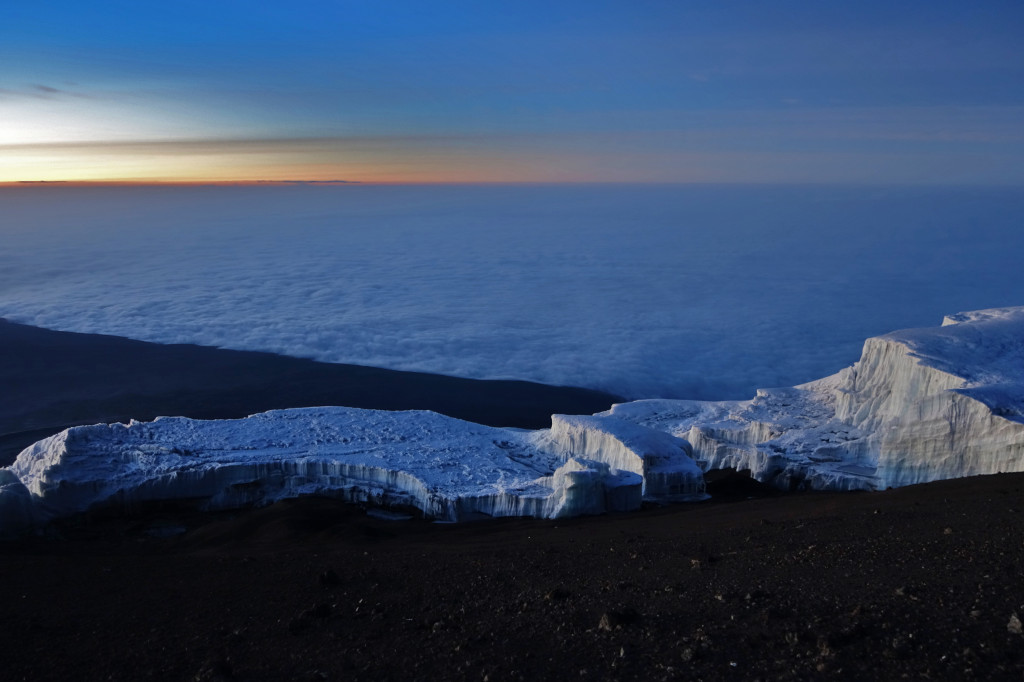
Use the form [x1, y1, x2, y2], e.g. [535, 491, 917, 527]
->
[547, 415, 704, 500]
[2, 307, 1023, 535]
[607, 307, 1024, 491]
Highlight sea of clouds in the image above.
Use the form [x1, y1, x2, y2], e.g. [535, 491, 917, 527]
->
[2, 184, 1022, 400]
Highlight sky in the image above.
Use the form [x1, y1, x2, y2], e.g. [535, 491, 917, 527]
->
[2, 1, 1023, 184]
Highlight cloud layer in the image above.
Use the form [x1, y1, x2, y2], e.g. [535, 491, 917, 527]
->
[2, 184, 1023, 400]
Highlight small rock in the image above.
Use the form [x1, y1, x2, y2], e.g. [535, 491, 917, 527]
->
[598, 609, 640, 631]
[1008, 613, 1023, 635]
[544, 588, 571, 602]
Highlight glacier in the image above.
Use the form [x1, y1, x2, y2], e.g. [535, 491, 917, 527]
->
[2, 306, 1024, 535]
[606, 307, 1024, 491]
[0, 406, 704, 536]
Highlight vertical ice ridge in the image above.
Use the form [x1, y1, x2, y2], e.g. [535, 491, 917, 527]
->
[548, 414, 706, 500]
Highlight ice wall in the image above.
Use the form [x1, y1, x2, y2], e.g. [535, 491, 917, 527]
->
[608, 307, 1024, 491]
[548, 415, 706, 499]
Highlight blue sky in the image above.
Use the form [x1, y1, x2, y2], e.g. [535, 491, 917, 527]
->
[2, 1, 1023, 182]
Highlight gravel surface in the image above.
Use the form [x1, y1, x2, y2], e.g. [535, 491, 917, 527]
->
[3, 472, 1023, 681]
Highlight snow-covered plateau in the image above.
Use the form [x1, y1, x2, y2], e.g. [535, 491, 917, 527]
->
[2, 307, 1024, 536]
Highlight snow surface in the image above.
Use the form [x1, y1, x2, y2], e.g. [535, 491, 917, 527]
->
[0, 406, 706, 534]
[3, 184, 1024, 399]
[606, 307, 1024, 491]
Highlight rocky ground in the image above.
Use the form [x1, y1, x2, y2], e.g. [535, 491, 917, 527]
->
[3, 471, 1023, 681]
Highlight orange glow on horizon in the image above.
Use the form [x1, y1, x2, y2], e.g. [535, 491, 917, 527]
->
[0, 158, 601, 186]
[0, 167, 635, 187]
[0, 135, 689, 186]
[0, 178, 665, 188]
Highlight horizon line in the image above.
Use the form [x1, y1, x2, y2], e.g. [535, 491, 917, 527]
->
[4, 179, 1024, 189]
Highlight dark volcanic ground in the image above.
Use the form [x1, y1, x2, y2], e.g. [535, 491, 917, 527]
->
[3, 473, 1023, 681]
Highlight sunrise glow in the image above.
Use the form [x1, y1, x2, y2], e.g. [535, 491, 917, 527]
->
[1, 2, 1023, 185]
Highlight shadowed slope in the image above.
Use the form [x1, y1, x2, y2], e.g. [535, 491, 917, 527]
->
[0, 319, 618, 465]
